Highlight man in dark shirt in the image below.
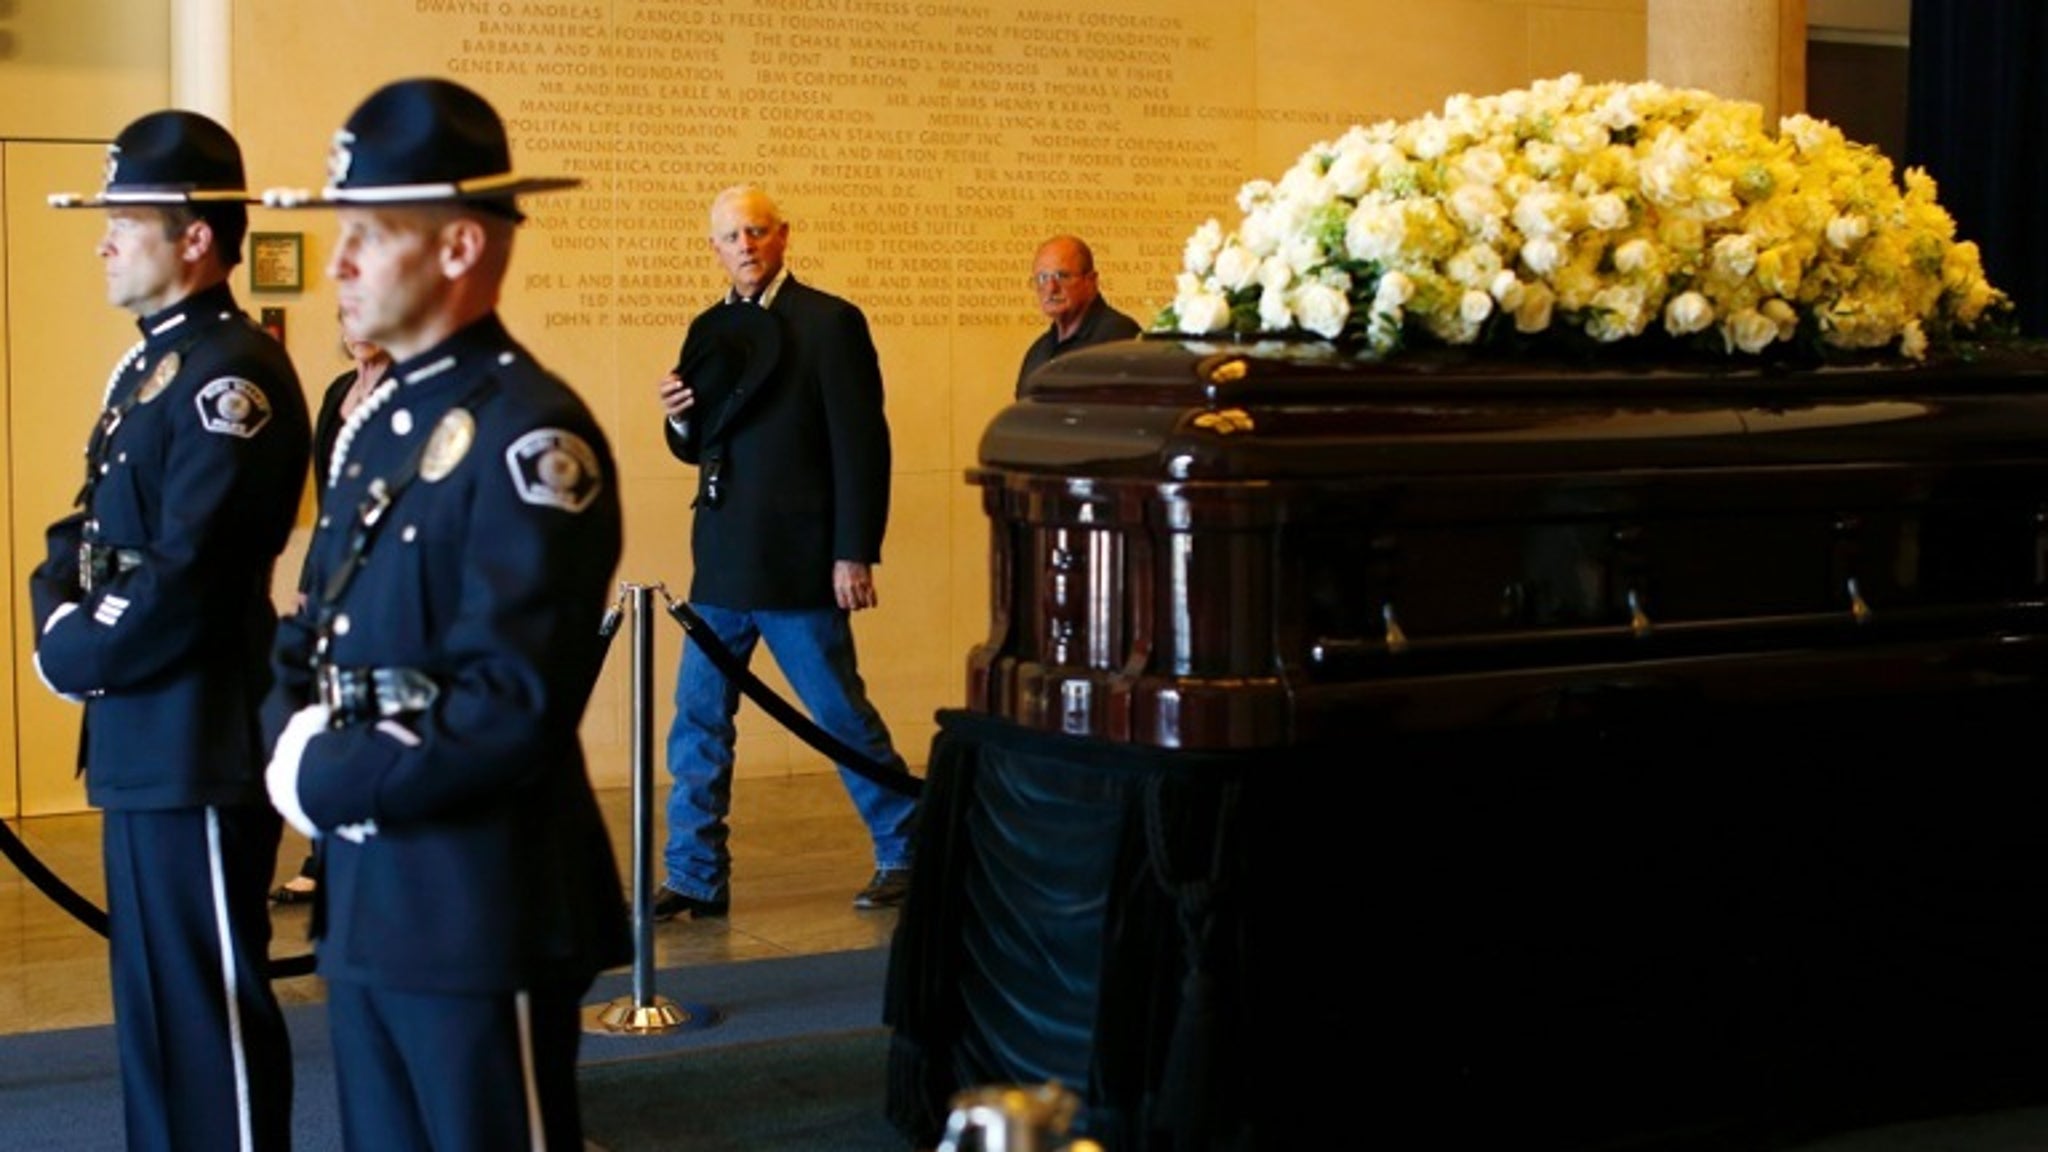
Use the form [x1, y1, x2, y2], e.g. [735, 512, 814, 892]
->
[1015, 234, 1143, 396]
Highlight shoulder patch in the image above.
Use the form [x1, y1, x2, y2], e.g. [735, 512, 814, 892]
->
[194, 377, 272, 438]
[505, 428, 603, 512]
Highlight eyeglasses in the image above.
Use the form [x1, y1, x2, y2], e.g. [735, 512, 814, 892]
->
[1032, 269, 1090, 287]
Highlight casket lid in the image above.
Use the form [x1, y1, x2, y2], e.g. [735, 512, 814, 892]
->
[984, 335, 2048, 480]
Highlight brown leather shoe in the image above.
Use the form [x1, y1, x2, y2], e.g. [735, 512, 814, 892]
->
[649, 885, 729, 921]
[852, 867, 912, 910]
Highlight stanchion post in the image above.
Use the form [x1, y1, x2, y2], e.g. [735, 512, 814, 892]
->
[584, 580, 718, 1035]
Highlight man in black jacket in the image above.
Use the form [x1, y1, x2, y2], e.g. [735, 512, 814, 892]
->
[655, 184, 920, 919]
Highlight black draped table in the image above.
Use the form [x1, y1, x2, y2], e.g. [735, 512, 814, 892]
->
[884, 337, 2048, 1151]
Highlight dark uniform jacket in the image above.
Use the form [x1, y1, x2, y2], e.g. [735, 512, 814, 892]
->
[265, 314, 629, 993]
[664, 276, 892, 610]
[32, 282, 310, 810]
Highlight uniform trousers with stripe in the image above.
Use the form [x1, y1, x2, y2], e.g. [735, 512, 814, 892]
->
[325, 978, 591, 1152]
[103, 804, 293, 1152]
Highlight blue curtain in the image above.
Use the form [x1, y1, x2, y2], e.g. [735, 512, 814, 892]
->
[1907, 0, 2048, 336]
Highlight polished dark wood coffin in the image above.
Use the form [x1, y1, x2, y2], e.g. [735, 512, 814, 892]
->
[971, 336, 2048, 749]
[893, 336, 2048, 1149]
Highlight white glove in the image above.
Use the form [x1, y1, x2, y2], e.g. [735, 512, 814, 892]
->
[334, 820, 379, 844]
[266, 704, 330, 839]
[34, 603, 82, 703]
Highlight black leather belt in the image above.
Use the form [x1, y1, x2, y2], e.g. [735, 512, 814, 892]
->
[78, 544, 144, 594]
[316, 664, 440, 725]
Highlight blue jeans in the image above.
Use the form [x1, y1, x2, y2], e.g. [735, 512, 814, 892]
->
[662, 603, 919, 900]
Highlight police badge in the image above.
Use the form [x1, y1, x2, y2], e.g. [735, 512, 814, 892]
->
[135, 352, 180, 404]
[421, 409, 476, 482]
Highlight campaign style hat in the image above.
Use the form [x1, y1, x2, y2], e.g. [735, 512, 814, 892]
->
[674, 302, 783, 449]
[262, 78, 576, 219]
[48, 110, 254, 208]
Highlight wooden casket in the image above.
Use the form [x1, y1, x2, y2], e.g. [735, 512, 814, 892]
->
[970, 336, 2048, 749]
[888, 336, 2048, 1152]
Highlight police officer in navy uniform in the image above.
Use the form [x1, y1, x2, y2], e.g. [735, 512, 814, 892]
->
[33, 110, 308, 1151]
[259, 78, 628, 1152]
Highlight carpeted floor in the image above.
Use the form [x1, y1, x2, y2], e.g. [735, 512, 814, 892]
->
[581, 1029, 900, 1152]
[0, 947, 910, 1152]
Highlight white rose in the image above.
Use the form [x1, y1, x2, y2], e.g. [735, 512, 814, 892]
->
[1612, 237, 1657, 276]
[1447, 183, 1508, 240]
[1554, 119, 1610, 155]
[1212, 242, 1261, 292]
[1520, 236, 1564, 276]
[1723, 308, 1780, 354]
[1324, 146, 1373, 199]
[1237, 206, 1284, 257]
[1454, 145, 1508, 187]
[1373, 270, 1415, 312]
[1235, 179, 1273, 216]
[1711, 234, 1758, 278]
[1256, 254, 1295, 293]
[1276, 236, 1321, 277]
[1663, 290, 1714, 336]
[1585, 192, 1630, 232]
[1257, 284, 1293, 332]
[1489, 270, 1526, 310]
[1183, 220, 1223, 275]
[1638, 128, 1697, 204]
[1293, 282, 1351, 339]
[1523, 140, 1566, 177]
[1365, 308, 1405, 354]
[1407, 116, 1451, 159]
[1459, 288, 1495, 329]
[1511, 187, 1572, 240]
[1172, 279, 1232, 335]
[1446, 243, 1504, 288]
[1587, 284, 1649, 342]
[1343, 197, 1407, 265]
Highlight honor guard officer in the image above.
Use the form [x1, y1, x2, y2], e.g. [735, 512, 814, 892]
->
[259, 78, 628, 1152]
[32, 110, 309, 1151]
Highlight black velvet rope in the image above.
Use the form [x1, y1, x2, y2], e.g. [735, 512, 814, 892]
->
[0, 813, 317, 979]
[664, 596, 923, 799]
[3, 595, 920, 988]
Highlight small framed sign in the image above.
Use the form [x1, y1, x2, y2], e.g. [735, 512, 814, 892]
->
[250, 232, 304, 293]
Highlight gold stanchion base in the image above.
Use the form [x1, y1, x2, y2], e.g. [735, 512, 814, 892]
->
[581, 995, 722, 1036]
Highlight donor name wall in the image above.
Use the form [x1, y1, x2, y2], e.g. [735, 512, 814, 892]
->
[403, 0, 1364, 333]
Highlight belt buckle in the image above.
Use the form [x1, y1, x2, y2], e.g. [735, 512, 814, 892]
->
[316, 664, 365, 719]
[373, 669, 438, 716]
